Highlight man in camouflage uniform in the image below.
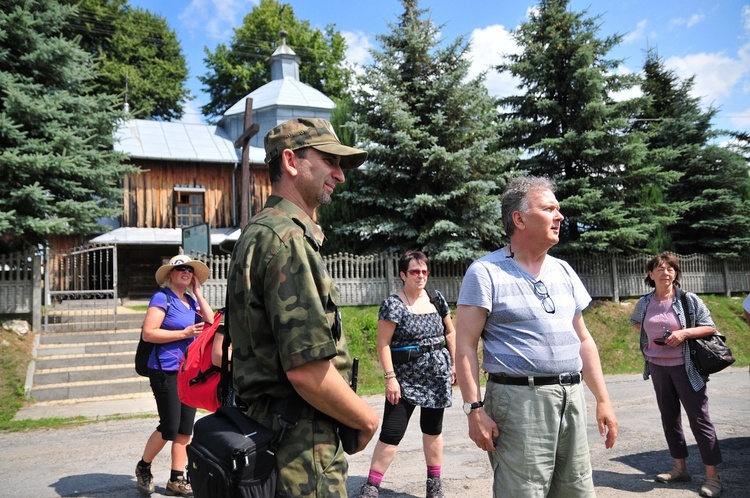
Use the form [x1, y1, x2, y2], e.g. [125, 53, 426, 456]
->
[226, 118, 379, 497]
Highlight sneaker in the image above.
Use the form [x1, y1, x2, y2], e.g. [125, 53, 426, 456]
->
[135, 464, 154, 496]
[359, 482, 380, 497]
[166, 476, 193, 497]
[426, 477, 445, 498]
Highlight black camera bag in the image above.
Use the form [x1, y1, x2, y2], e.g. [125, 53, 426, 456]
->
[187, 406, 277, 498]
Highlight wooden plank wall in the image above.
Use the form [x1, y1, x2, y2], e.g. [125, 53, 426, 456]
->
[123, 159, 272, 229]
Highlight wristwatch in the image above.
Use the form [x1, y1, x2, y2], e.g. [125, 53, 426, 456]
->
[462, 400, 484, 414]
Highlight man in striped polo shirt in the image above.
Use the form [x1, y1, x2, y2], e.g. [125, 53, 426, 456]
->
[455, 176, 618, 498]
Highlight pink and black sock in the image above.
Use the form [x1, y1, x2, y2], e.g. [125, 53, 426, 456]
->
[367, 469, 384, 487]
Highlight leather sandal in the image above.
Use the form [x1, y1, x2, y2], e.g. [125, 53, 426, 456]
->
[700, 476, 722, 497]
[656, 467, 692, 483]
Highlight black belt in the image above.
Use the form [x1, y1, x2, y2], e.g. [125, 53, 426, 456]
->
[265, 396, 335, 423]
[488, 372, 582, 387]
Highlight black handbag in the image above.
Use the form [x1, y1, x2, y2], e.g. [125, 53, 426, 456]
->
[688, 334, 736, 376]
[678, 289, 736, 376]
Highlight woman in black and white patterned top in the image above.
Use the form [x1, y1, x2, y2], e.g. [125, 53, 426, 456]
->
[358, 250, 455, 498]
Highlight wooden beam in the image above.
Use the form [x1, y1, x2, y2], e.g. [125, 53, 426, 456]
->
[237, 98, 259, 227]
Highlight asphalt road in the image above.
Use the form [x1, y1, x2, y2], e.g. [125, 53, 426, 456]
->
[2, 368, 749, 497]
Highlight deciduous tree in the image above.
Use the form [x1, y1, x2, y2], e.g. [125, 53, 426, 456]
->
[63, 0, 191, 121]
[200, 0, 352, 122]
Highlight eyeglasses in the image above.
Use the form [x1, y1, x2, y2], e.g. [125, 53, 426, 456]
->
[533, 280, 555, 314]
[173, 265, 194, 273]
[407, 269, 429, 277]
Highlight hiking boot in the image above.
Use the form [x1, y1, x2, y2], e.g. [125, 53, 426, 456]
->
[135, 463, 154, 495]
[359, 482, 380, 497]
[426, 477, 445, 498]
[166, 476, 193, 496]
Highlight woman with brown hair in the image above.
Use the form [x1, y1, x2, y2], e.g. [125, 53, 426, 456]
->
[630, 252, 723, 497]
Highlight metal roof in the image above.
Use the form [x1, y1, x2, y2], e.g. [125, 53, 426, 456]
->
[223, 78, 335, 117]
[114, 119, 265, 163]
[90, 227, 241, 246]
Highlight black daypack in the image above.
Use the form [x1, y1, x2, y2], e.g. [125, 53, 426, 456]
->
[134, 289, 172, 376]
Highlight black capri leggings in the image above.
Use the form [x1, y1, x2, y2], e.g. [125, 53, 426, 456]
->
[378, 397, 445, 446]
[148, 369, 197, 440]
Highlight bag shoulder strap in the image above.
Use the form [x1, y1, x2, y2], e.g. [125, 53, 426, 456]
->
[676, 288, 695, 328]
[424, 287, 449, 318]
[142, 288, 174, 371]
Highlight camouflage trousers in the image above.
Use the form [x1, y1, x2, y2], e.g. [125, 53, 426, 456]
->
[246, 400, 349, 497]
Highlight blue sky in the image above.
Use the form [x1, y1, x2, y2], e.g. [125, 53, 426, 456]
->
[129, 0, 750, 134]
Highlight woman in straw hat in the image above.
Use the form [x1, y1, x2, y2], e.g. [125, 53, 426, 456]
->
[135, 255, 214, 497]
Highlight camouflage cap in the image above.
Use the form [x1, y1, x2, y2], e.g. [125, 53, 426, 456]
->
[263, 117, 367, 169]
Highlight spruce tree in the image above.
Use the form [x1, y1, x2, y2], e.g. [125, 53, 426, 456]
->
[0, 0, 137, 251]
[497, 0, 672, 256]
[337, 0, 513, 262]
[635, 50, 750, 257]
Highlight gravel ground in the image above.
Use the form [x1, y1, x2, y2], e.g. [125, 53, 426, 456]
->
[2, 368, 748, 497]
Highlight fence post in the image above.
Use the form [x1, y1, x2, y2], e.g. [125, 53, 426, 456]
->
[385, 252, 395, 294]
[722, 259, 730, 297]
[611, 256, 619, 303]
[32, 254, 41, 333]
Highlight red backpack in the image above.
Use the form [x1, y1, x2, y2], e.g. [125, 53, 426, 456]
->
[178, 309, 225, 412]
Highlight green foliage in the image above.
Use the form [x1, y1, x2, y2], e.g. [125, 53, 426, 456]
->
[0, 328, 31, 429]
[635, 49, 750, 257]
[0, 0, 139, 251]
[61, 0, 191, 121]
[339, 0, 514, 263]
[199, 0, 353, 122]
[498, 0, 669, 257]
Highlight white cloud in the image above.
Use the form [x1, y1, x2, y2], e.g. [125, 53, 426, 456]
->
[623, 20, 648, 44]
[610, 64, 642, 102]
[342, 30, 373, 70]
[665, 52, 748, 107]
[669, 13, 706, 29]
[180, 0, 257, 41]
[467, 24, 522, 97]
[743, 6, 750, 33]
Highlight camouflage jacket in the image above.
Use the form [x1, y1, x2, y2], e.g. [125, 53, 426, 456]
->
[226, 195, 351, 403]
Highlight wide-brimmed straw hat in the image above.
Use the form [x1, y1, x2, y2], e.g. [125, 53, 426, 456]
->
[155, 255, 210, 286]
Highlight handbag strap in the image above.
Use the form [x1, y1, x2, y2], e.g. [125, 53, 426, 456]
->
[676, 288, 695, 328]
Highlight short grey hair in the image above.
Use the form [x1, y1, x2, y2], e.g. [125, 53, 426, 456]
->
[501, 176, 556, 236]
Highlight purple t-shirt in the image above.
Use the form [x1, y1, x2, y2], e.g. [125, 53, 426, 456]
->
[147, 288, 199, 371]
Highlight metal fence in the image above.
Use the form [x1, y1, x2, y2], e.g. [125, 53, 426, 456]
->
[0, 250, 39, 315]
[191, 251, 750, 307]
